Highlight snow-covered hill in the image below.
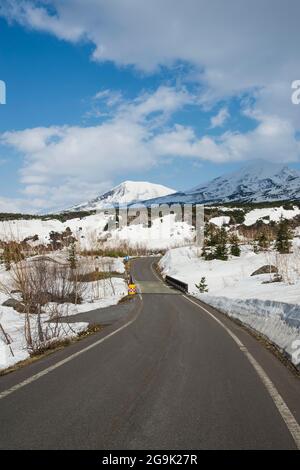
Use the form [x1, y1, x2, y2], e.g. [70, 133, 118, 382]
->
[140, 161, 300, 205]
[67, 181, 176, 211]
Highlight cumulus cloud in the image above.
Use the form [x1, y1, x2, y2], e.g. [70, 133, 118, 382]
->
[0, 195, 44, 213]
[0, 0, 84, 42]
[2, 86, 300, 212]
[0, 86, 193, 211]
[0, 197, 23, 213]
[152, 114, 300, 163]
[1, 1, 300, 211]
[2, 1, 300, 127]
[1, 1, 299, 88]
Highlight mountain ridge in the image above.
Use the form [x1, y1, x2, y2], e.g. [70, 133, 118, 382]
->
[66, 180, 176, 212]
[137, 161, 300, 206]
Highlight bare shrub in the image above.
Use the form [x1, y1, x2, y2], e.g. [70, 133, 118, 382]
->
[26, 304, 80, 355]
[266, 252, 293, 284]
[8, 257, 87, 311]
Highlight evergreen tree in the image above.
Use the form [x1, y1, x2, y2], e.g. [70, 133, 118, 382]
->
[214, 227, 228, 260]
[195, 277, 208, 293]
[202, 223, 215, 259]
[68, 242, 77, 270]
[230, 234, 241, 257]
[255, 231, 270, 251]
[204, 223, 220, 247]
[275, 218, 292, 254]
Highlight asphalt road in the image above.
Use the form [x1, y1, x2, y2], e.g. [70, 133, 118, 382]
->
[0, 257, 299, 449]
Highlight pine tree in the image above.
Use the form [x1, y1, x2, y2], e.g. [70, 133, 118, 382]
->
[214, 227, 228, 260]
[204, 223, 220, 247]
[202, 223, 215, 259]
[275, 218, 292, 254]
[254, 230, 270, 252]
[68, 242, 77, 270]
[229, 234, 241, 257]
[195, 277, 208, 293]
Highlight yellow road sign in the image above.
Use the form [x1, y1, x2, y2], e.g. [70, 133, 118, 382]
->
[128, 283, 136, 295]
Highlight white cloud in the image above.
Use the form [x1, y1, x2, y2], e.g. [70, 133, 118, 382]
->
[0, 86, 191, 211]
[1, 83, 300, 212]
[0, 195, 44, 213]
[0, 0, 84, 42]
[0, 197, 23, 213]
[153, 114, 300, 163]
[93, 89, 123, 107]
[1, 0, 300, 212]
[2, 1, 300, 127]
[1, 1, 299, 87]
[210, 107, 229, 128]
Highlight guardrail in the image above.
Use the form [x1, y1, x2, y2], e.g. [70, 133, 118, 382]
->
[165, 275, 188, 293]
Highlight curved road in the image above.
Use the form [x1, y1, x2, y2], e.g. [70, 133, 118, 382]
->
[0, 257, 299, 449]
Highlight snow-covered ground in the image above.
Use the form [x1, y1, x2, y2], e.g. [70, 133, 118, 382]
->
[0, 256, 127, 371]
[31, 251, 125, 274]
[244, 206, 300, 226]
[0, 300, 88, 370]
[209, 216, 230, 227]
[159, 245, 300, 366]
[2, 202, 300, 253]
[0, 211, 195, 251]
[0, 212, 109, 249]
[104, 213, 195, 250]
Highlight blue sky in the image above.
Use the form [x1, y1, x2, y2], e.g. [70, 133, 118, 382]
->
[0, 0, 300, 212]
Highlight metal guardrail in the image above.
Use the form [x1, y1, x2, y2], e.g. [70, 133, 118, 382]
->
[165, 275, 188, 293]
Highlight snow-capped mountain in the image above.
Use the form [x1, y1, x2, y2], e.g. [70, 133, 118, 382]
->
[68, 181, 176, 211]
[139, 161, 300, 205]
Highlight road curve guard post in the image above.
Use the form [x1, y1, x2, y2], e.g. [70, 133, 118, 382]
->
[165, 275, 188, 293]
[128, 274, 136, 295]
[128, 282, 137, 295]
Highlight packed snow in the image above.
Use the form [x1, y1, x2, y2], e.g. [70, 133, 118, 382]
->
[103, 213, 195, 250]
[159, 245, 300, 366]
[0, 210, 195, 251]
[244, 206, 300, 226]
[209, 216, 230, 227]
[0, 212, 110, 248]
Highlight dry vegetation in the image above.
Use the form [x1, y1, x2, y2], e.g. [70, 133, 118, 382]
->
[0, 235, 127, 358]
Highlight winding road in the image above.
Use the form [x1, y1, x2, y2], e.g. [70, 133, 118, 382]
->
[0, 257, 299, 449]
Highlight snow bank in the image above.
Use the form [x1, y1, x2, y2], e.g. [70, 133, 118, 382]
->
[200, 295, 300, 361]
[0, 303, 88, 370]
[209, 216, 230, 227]
[244, 206, 300, 226]
[159, 246, 300, 366]
[0, 213, 109, 249]
[0, 211, 195, 251]
[106, 214, 195, 250]
[66, 277, 127, 314]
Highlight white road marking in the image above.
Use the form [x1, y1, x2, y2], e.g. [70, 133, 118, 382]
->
[149, 261, 300, 448]
[183, 294, 300, 450]
[0, 302, 142, 401]
[2, 259, 299, 448]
